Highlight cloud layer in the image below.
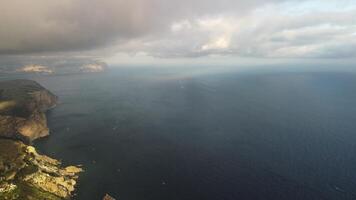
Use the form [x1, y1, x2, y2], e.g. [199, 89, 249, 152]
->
[0, 0, 355, 59]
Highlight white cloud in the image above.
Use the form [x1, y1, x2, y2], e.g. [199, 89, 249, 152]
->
[171, 20, 193, 32]
[110, 0, 356, 59]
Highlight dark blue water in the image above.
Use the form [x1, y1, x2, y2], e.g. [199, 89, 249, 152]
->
[11, 66, 356, 200]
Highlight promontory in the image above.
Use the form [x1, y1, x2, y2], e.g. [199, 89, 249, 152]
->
[0, 79, 58, 143]
[0, 79, 82, 200]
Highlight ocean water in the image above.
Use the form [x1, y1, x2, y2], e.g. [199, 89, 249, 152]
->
[5, 66, 356, 200]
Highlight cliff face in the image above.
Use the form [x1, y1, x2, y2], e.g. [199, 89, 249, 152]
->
[0, 80, 82, 200]
[0, 80, 58, 143]
[0, 139, 82, 200]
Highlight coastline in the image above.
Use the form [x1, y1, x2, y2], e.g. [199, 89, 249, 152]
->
[0, 79, 82, 199]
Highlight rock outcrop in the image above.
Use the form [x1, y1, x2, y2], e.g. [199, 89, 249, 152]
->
[0, 80, 58, 143]
[103, 194, 116, 200]
[0, 139, 82, 200]
[0, 80, 83, 199]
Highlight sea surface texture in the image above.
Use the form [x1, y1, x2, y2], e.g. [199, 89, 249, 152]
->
[3, 66, 356, 200]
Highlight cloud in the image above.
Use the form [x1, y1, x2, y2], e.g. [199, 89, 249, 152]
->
[0, 0, 295, 54]
[0, 0, 158, 54]
[113, 1, 356, 59]
[0, 0, 355, 60]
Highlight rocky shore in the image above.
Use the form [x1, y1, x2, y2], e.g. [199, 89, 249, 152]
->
[0, 80, 82, 200]
[0, 139, 82, 200]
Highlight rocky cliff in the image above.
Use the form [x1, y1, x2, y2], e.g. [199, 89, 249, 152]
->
[0, 79, 58, 143]
[0, 80, 82, 200]
[0, 139, 82, 200]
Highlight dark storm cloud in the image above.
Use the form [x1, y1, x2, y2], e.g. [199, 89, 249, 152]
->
[0, 0, 355, 59]
[0, 0, 155, 54]
[0, 0, 289, 54]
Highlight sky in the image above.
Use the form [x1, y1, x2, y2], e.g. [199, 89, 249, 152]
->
[0, 0, 355, 66]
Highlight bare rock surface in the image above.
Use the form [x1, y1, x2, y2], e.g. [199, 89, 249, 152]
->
[0, 139, 82, 200]
[0, 79, 84, 199]
[103, 194, 116, 200]
[0, 79, 58, 143]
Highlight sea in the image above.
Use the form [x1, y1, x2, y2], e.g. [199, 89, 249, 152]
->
[2, 65, 356, 200]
